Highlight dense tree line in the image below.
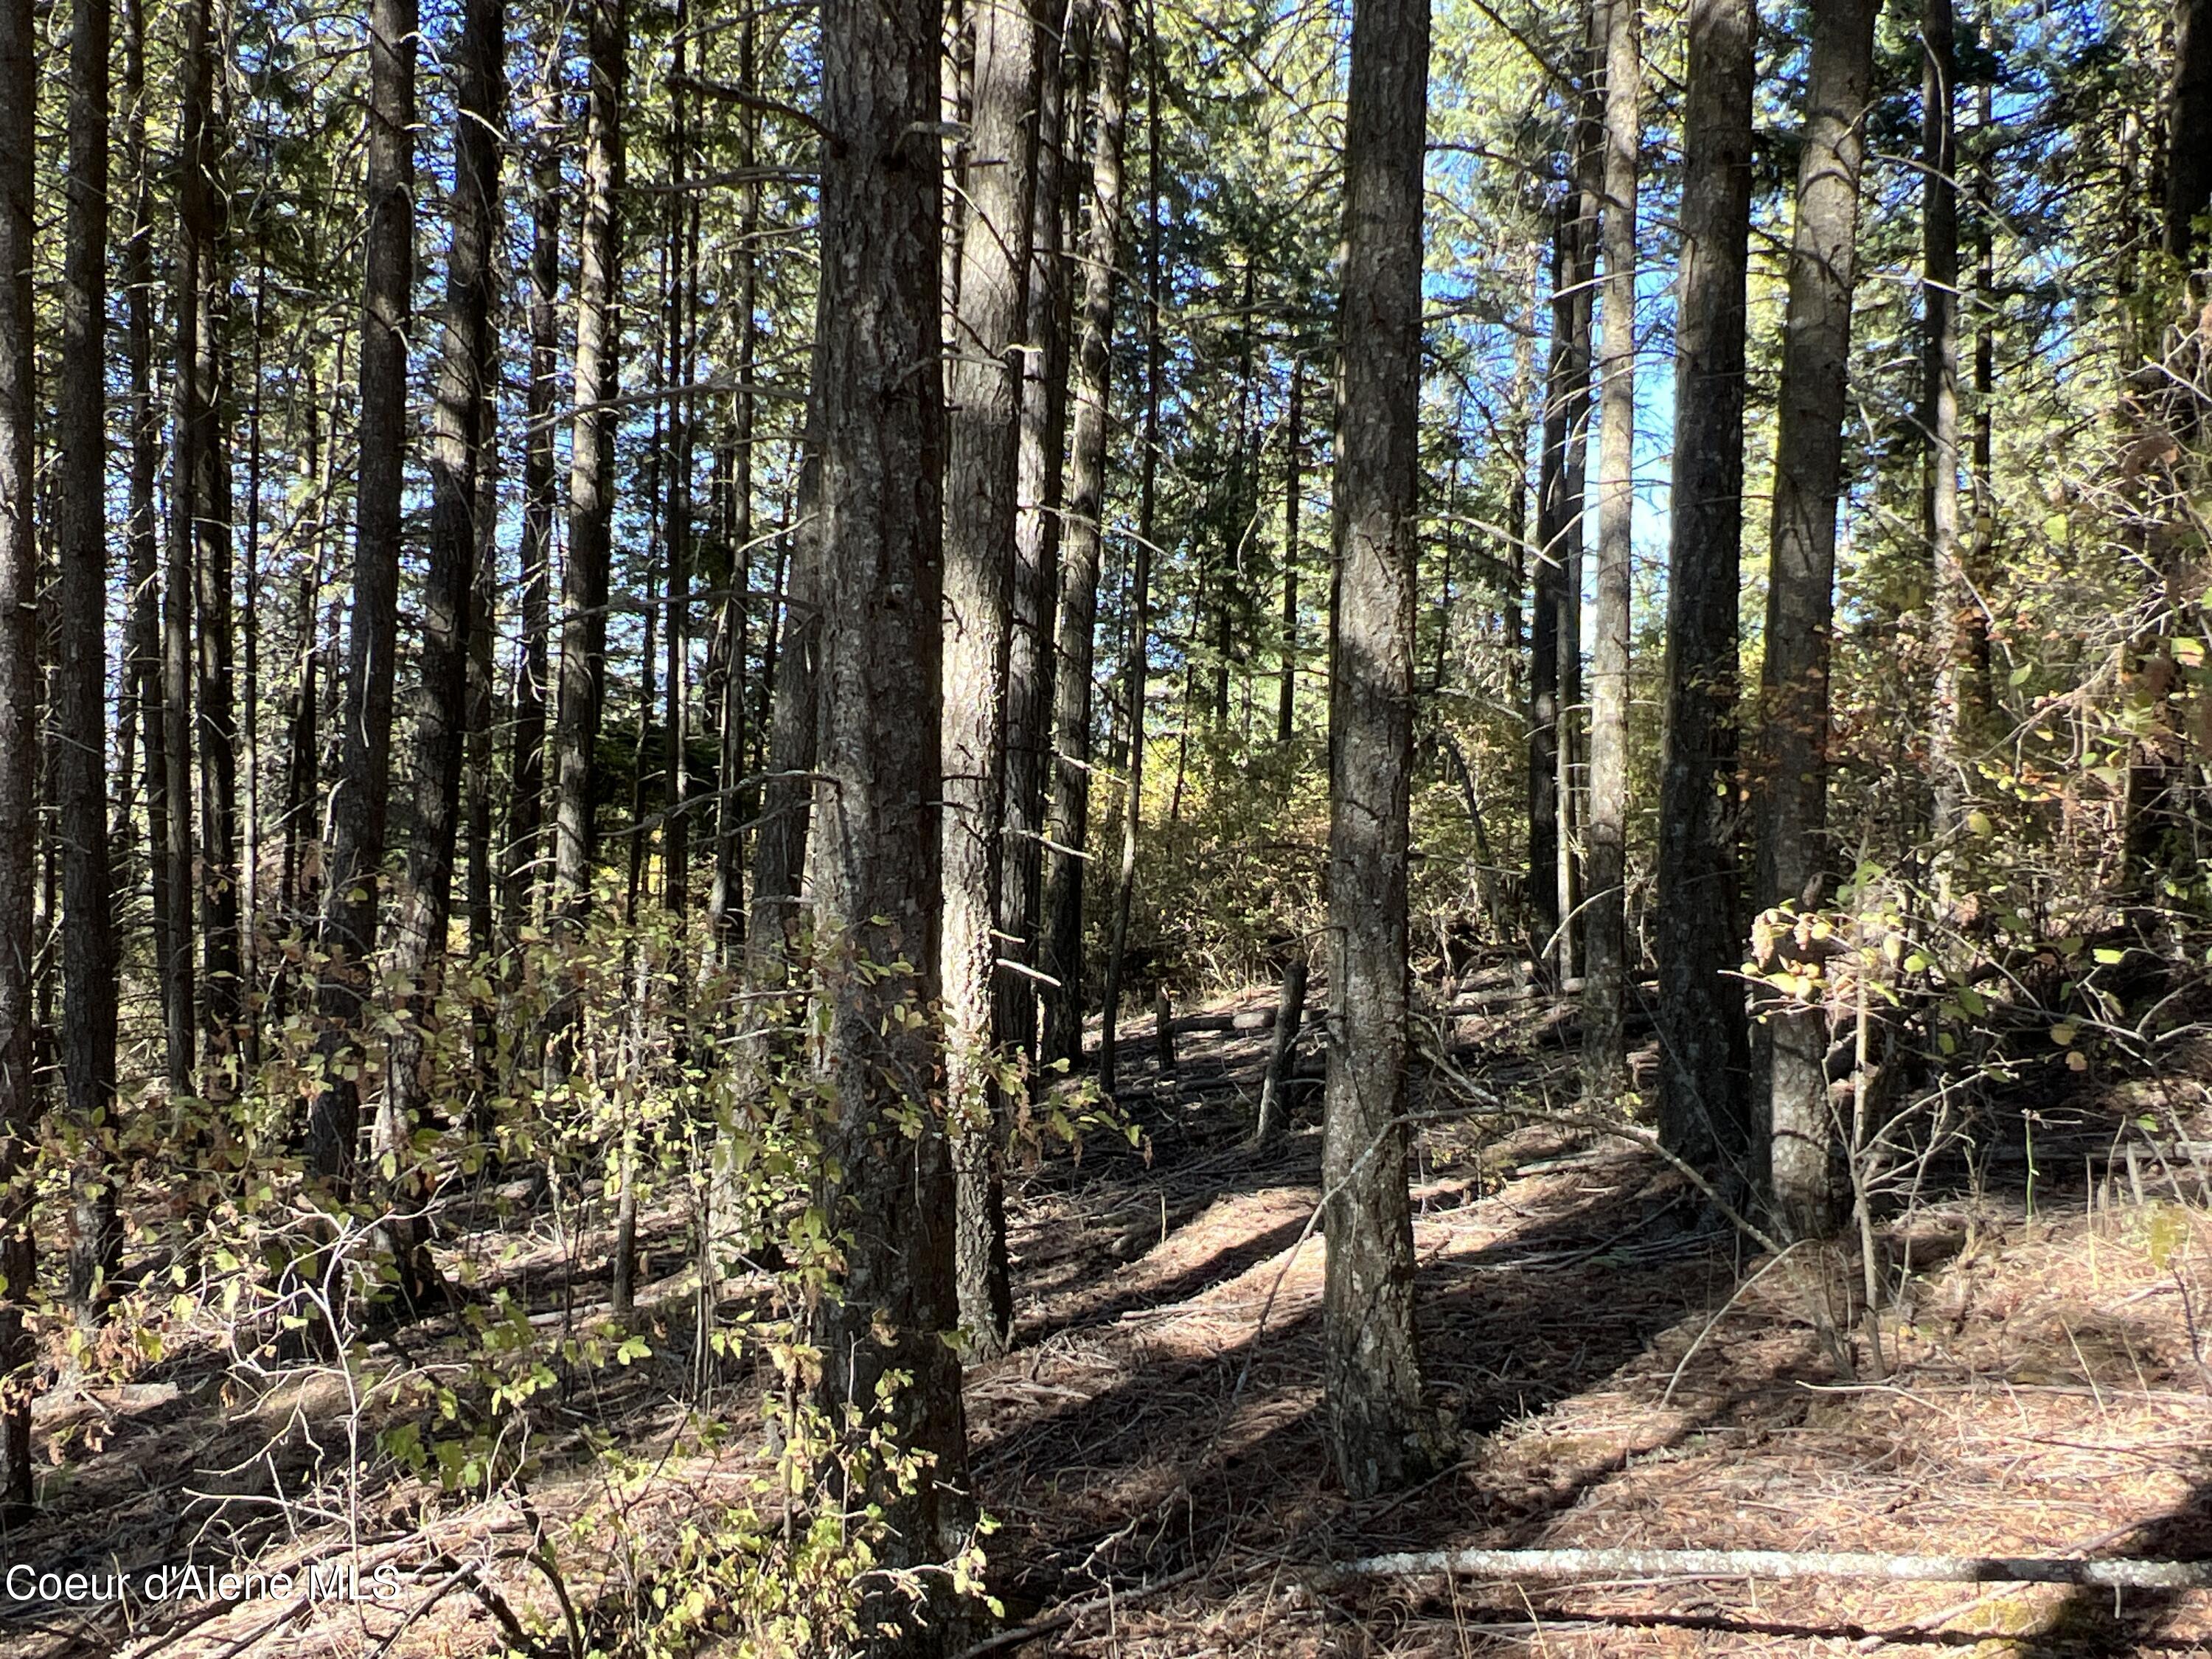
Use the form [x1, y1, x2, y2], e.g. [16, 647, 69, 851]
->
[0, 0, 2203, 1644]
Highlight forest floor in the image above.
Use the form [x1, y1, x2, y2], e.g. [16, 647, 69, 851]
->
[7, 974, 2212, 1656]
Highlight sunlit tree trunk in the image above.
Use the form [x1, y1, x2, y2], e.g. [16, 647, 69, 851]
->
[1655, 0, 1755, 1179]
[1040, 0, 1127, 1071]
[1922, 0, 1966, 852]
[1583, 0, 1639, 1101]
[1323, 0, 1444, 1500]
[505, 118, 559, 953]
[309, 0, 416, 1186]
[383, 0, 502, 1231]
[549, 0, 625, 1062]
[810, 0, 973, 1628]
[1098, 2, 1156, 1094]
[1757, 0, 1878, 1240]
[944, 0, 1040, 1362]
[162, 0, 215, 1090]
[998, 0, 1075, 1115]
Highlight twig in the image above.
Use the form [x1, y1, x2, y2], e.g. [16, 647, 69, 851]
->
[953, 1565, 1206, 1658]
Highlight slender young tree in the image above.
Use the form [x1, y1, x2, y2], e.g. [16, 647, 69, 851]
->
[58, 0, 119, 1316]
[1757, 0, 1879, 1239]
[944, 0, 1041, 1362]
[162, 0, 217, 1088]
[1531, 162, 1593, 980]
[1584, 0, 1638, 1100]
[1096, 3, 1158, 1093]
[1277, 355, 1304, 743]
[0, 0, 35, 1512]
[810, 0, 972, 1627]
[664, 44, 698, 928]
[119, 0, 161, 917]
[1922, 0, 1966, 849]
[711, 10, 763, 965]
[551, 0, 626, 979]
[1324, 0, 1444, 1499]
[1040, 0, 1128, 1071]
[999, 0, 1075, 1104]
[742, 380, 821, 992]
[1655, 0, 1756, 1178]
[309, 0, 417, 1186]
[505, 115, 560, 950]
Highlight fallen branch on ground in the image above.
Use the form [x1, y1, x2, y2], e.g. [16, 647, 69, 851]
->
[1315, 1545, 2212, 1590]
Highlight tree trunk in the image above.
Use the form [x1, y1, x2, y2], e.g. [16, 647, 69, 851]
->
[308, 0, 416, 1187]
[1278, 355, 1304, 744]
[663, 37, 696, 926]
[1756, 0, 1879, 1242]
[162, 0, 215, 1091]
[810, 0, 972, 1626]
[1324, 0, 1444, 1500]
[1583, 0, 1638, 1102]
[944, 0, 1039, 1363]
[741, 434, 821, 992]
[711, 13, 762, 968]
[505, 122, 559, 953]
[187, 72, 240, 1069]
[240, 270, 265, 1071]
[2164, 0, 2211, 270]
[550, 0, 625, 1037]
[1252, 953, 1308, 1144]
[383, 0, 501, 1240]
[1097, 5, 1156, 1096]
[59, 0, 119, 1321]
[998, 0, 1074, 1099]
[1922, 0, 1966, 852]
[1531, 181, 1593, 981]
[119, 0, 159, 917]
[1040, 0, 1127, 1072]
[0, 0, 36, 1512]
[1655, 0, 1755, 1180]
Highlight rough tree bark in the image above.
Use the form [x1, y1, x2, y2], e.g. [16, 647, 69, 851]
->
[1096, 5, 1157, 1094]
[998, 0, 1074, 1108]
[1583, 0, 1638, 1102]
[2166, 0, 2211, 270]
[1756, 0, 1879, 1241]
[384, 0, 503, 1205]
[59, 0, 119, 1318]
[709, 11, 761, 966]
[944, 0, 1040, 1363]
[120, 0, 161, 940]
[161, 0, 215, 1089]
[1040, 0, 1127, 1072]
[308, 0, 416, 1187]
[1323, 0, 1446, 1500]
[1655, 0, 1755, 1180]
[810, 0, 973, 1633]
[505, 118, 559, 952]
[550, 0, 625, 1028]
[0, 0, 35, 1512]
[1531, 173, 1593, 981]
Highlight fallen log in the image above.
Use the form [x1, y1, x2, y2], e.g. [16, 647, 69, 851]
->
[1316, 1546, 2212, 1591]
